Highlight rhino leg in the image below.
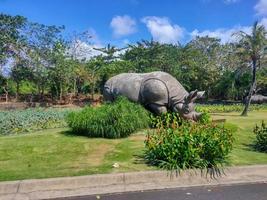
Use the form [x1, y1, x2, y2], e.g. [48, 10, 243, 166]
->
[140, 78, 169, 106]
[147, 103, 167, 115]
[103, 85, 115, 102]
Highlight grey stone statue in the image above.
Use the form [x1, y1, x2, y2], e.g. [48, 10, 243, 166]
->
[103, 71, 205, 121]
[246, 94, 267, 104]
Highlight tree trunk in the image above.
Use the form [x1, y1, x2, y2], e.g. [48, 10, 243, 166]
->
[59, 83, 63, 102]
[3, 83, 8, 103]
[91, 80, 95, 101]
[241, 60, 257, 116]
[73, 78, 76, 95]
[15, 82, 19, 102]
[41, 86, 44, 101]
[37, 85, 41, 101]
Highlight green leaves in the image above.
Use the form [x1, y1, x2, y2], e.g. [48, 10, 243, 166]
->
[145, 118, 234, 176]
[196, 104, 267, 113]
[67, 97, 150, 138]
[0, 14, 27, 67]
[0, 108, 70, 135]
[253, 121, 267, 152]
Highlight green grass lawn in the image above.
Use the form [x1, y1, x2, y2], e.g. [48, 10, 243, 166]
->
[0, 128, 154, 181]
[0, 110, 267, 181]
[212, 111, 267, 165]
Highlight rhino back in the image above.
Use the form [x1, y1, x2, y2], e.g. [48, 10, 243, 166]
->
[104, 73, 144, 102]
[142, 72, 188, 105]
[140, 78, 169, 106]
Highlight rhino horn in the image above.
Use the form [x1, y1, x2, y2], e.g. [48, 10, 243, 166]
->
[196, 91, 205, 99]
[185, 90, 198, 103]
[185, 90, 205, 103]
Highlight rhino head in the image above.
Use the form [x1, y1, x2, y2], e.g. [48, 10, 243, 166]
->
[173, 90, 205, 121]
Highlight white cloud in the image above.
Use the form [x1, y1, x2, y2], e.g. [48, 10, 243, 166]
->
[255, 0, 267, 16]
[259, 17, 267, 29]
[191, 25, 251, 44]
[142, 16, 185, 44]
[110, 15, 137, 37]
[68, 40, 104, 60]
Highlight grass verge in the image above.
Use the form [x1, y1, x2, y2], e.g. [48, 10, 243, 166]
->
[0, 110, 267, 181]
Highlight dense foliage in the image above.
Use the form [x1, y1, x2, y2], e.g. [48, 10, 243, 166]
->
[145, 120, 234, 175]
[196, 104, 267, 113]
[1, 13, 266, 109]
[253, 121, 267, 152]
[0, 108, 70, 135]
[67, 97, 150, 138]
[150, 112, 182, 129]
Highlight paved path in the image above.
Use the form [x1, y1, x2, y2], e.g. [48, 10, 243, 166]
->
[53, 183, 267, 200]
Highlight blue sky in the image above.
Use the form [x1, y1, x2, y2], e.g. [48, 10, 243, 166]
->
[0, 0, 267, 47]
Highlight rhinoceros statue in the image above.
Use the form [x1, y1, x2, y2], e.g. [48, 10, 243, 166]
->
[245, 94, 267, 104]
[103, 71, 205, 121]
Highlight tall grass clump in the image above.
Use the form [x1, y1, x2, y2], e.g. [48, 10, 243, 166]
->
[253, 121, 267, 152]
[145, 114, 234, 176]
[67, 97, 150, 138]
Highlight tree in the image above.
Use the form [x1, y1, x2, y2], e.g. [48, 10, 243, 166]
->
[184, 36, 226, 96]
[123, 40, 181, 73]
[0, 75, 9, 102]
[24, 22, 64, 99]
[10, 59, 32, 100]
[235, 21, 267, 116]
[0, 14, 26, 66]
[94, 43, 126, 62]
[84, 56, 105, 99]
[49, 41, 73, 101]
[67, 30, 93, 97]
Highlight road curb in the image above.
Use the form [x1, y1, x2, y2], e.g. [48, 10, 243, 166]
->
[1, 165, 267, 200]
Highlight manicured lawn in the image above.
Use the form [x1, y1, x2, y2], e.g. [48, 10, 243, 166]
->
[212, 111, 267, 165]
[0, 110, 266, 181]
[0, 128, 154, 181]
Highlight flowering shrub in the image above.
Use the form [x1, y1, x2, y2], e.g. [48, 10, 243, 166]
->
[254, 121, 267, 152]
[145, 119, 234, 175]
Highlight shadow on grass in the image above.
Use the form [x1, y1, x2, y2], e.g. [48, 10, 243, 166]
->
[133, 153, 148, 165]
[241, 142, 256, 151]
[60, 129, 126, 140]
[60, 129, 89, 138]
[212, 113, 240, 117]
[242, 142, 267, 153]
[133, 154, 226, 179]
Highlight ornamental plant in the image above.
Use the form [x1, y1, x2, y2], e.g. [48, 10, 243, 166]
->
[67, 97, 150, 138]
[253, 121, 267, 152]
[145, 118, 234, 176]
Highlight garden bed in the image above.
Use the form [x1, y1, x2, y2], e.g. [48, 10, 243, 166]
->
[0, 110, 267, 181]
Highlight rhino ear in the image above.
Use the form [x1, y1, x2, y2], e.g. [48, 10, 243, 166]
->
[197, 91, 205, 99]
[185, 90, 198, 103]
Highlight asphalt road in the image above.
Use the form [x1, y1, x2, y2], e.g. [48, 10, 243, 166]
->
[52, 182, 267, 200]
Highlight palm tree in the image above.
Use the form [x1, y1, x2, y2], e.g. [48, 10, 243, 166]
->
[236, 21, 267, 116]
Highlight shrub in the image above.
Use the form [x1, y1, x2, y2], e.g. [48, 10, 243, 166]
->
[196, 104, 267, 113]
[198, 112, 212, 124]
[67, 97, 150, 138]
[0, 108, 70, 135]
[144, 121, 234, 175]
[150, 112, 182, 129]
[150, 111, 211, 128]
[253, 121, 267, 152]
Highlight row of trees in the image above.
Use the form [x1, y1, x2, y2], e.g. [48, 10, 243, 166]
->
[0, 13, 267, 114]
